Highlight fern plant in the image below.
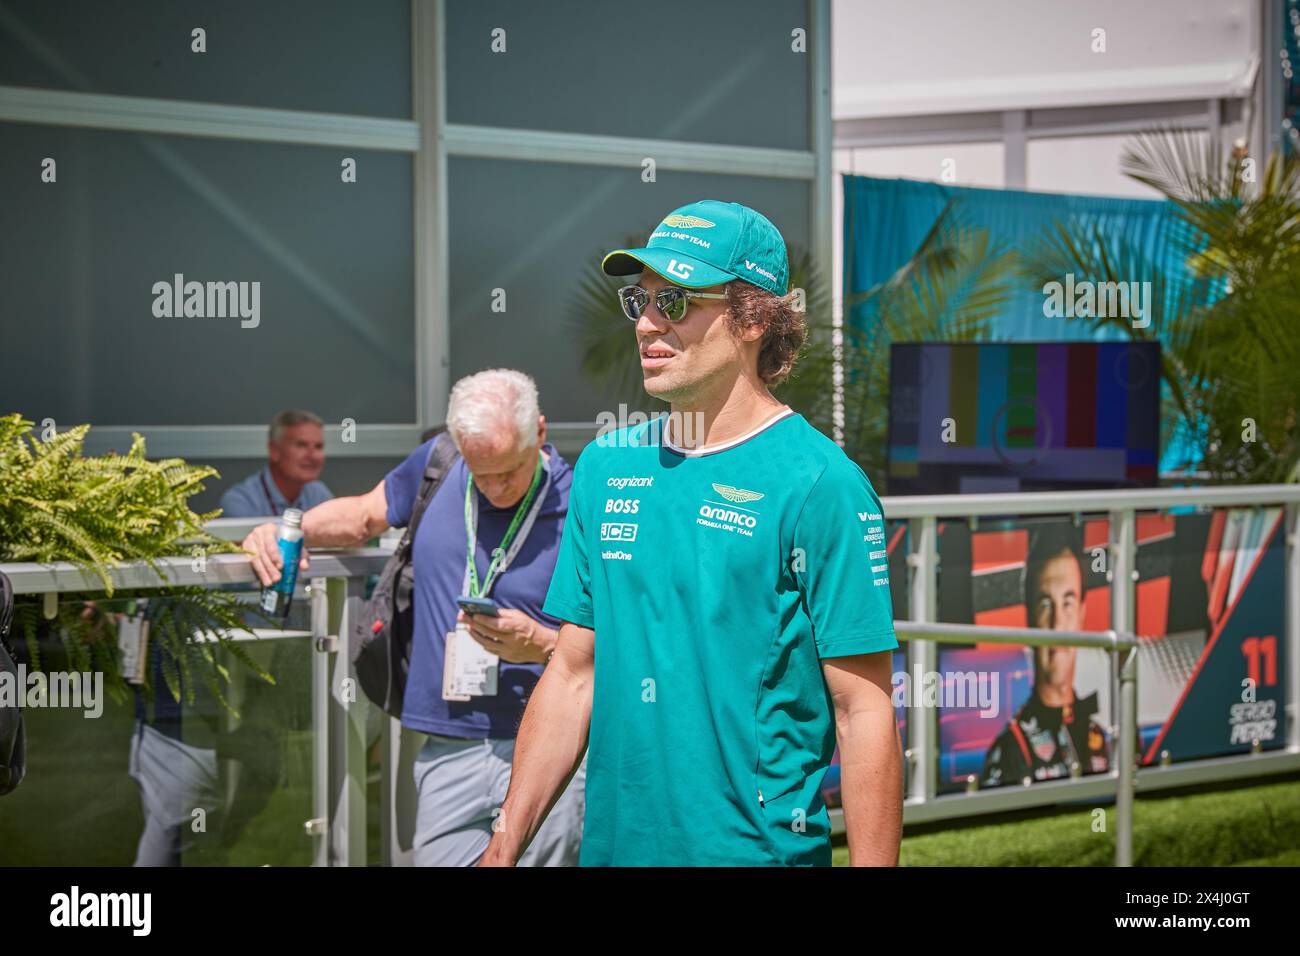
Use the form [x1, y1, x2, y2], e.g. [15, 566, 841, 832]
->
[0, 414, 273, 711]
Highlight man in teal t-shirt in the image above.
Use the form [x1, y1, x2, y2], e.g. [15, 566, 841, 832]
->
[481, 200, 903, 867]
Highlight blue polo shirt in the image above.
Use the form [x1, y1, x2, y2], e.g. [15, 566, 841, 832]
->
[384, 437, 571, 739]
[219, 464, 334, 518]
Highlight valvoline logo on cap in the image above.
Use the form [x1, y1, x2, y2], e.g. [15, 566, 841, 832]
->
[602, 200, 790, 296]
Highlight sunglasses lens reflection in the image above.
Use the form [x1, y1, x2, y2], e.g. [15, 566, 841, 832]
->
[618, 287, 647, 320]
[618, 286, 693, 322]
[658, 289, 687, 322]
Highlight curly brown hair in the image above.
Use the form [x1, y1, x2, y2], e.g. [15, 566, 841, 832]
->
[724, 281, 806, 386]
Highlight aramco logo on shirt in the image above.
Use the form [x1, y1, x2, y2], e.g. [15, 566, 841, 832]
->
[698, 483, 764, 537]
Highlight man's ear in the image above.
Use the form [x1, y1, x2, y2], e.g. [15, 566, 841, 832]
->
[536, 414, 548, 447]
[735, 317, 765, 344]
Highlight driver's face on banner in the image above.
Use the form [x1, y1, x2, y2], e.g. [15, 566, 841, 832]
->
[1029, 550, 1083, 691]
[1029, 550, 1083, 631]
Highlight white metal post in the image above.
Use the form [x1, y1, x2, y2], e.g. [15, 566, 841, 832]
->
[309, 576, 330, 867]
[1002, 109, 1027, 189]
[907, 516, 938, 803]
[1116, 641, 1138, 866]
[325, 577, 369, 866]
[810, 0, 833, 297]
[412, 0, 450, 431]
[1110, 508, 1138, 864]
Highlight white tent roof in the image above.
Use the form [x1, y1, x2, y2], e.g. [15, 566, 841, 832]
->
[833, 0, 1260, 119]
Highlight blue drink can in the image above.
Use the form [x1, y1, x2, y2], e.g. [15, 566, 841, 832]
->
[259, 507, 304, 621]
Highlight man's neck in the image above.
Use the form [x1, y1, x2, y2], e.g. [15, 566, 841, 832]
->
[667, 374, 786, 450]
[269, 467, 305, 506]
[1036, 683, 1075, 709]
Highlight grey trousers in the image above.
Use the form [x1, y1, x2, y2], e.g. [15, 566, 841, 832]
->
[127, 721, 221, 867]
[412, 733, 586, 867]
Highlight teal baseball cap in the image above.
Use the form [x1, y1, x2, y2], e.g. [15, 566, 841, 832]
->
[602, 199, 790, 296]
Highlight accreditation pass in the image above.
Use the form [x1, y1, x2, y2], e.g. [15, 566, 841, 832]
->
[442, 621, 499, 700]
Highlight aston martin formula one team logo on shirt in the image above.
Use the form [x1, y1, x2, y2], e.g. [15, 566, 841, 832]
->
[711, 483, 765, 504]
[699, 483, 765, 538]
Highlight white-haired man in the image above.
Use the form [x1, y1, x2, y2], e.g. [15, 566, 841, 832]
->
[242, 369, 584, 865]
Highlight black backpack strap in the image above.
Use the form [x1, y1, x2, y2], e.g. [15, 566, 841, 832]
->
[399, 434, 460, 556]
[0, 571, 13, 653]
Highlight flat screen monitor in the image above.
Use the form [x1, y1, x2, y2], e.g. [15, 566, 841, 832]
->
[887, 341, 1160, 495]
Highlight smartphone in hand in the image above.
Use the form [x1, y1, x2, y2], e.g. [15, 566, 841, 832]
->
[456, 595, 500, 617]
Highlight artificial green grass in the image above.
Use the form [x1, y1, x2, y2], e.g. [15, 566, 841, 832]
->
[831, 774, 1300, 866]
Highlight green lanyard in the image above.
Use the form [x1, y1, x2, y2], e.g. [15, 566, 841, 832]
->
[463, 454, 545, 598]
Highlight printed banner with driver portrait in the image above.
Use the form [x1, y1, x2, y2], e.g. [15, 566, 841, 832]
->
[928, 508, 1287, 795]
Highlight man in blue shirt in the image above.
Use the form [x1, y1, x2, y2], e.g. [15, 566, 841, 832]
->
[242, 370, 584, 865]
[220, 410, 334, 517]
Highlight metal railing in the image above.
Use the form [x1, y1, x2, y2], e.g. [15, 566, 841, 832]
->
[892, 621, 1139, 866]
[821, 481, 1300, 867]
[3, 482, 1298, 866]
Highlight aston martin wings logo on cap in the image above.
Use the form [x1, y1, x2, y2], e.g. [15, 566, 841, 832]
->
[662, 214, 716, 228]
[712, 483, 765, 503]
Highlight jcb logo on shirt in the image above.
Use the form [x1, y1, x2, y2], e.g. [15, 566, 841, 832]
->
[601, 522, 638, 542]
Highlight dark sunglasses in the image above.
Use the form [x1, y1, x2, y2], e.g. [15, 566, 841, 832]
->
[617, 284, 727, 323]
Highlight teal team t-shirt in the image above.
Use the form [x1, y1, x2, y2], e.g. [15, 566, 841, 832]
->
[543, 409, 898, 866]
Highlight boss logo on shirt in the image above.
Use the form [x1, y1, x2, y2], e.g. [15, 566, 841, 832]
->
[604, 498, 641, 514]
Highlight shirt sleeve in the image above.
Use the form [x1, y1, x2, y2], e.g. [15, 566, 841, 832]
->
[218, 477, 260, 519]
[543, 448, 594, 630]
[793, 456, 899, 659]
[384, 438, 436, 529]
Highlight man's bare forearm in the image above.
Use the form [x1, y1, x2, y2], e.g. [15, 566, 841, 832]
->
[838, 706, 904, 865]
[479, 626, 593, 865]
[301, 494, 384, 547]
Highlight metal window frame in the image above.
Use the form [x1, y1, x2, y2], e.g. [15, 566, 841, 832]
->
[1, 0, 832, 464]
[835, 97, 1239, 192]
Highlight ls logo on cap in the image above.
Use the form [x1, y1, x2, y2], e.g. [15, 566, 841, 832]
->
[662, 214, 715, 229]
[666, 259, 694, 280]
